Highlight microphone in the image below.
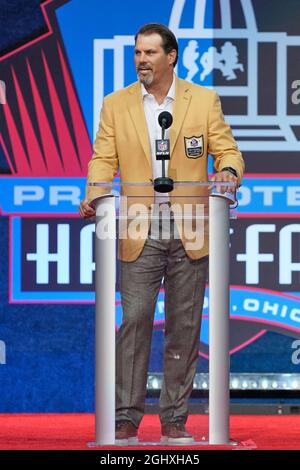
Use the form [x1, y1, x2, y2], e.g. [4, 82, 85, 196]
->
[154, 111, 174, 193]
[158, 111, 173, 137]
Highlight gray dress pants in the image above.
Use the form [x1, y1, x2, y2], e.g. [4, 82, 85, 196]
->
[116, 215, 208, 427]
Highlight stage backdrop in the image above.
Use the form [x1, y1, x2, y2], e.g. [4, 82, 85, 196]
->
[0, 0, 300, 411]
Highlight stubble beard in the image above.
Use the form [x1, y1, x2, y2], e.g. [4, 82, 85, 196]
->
[137, 70, 154, 86]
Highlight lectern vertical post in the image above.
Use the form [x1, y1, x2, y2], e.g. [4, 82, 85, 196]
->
[94, 195, 116, 445]
[209, 195, 230, 445]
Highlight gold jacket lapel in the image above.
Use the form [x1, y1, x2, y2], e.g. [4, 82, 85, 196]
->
[127, 83, 151, 169]
[170, 77, 192, 156]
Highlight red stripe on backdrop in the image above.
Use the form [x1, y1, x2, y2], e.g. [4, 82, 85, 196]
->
[26, 58, 63, 175]
[41, 51, 81, 175]
[11, 67, 47, 174]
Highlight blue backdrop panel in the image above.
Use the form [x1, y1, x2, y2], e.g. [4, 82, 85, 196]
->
[0, 0, 300, 411]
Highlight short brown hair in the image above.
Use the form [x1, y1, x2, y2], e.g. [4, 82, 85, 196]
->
[135, 23, 178, 67]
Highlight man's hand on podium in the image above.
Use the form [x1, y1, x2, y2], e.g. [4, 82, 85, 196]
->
[210, 168, 238, 193]
[79, 198, 96, 219]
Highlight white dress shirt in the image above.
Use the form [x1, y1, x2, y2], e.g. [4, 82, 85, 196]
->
[141, 75, 175, 204]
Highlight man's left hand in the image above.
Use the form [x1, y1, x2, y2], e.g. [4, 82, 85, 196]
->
[210, 170, 237, 193]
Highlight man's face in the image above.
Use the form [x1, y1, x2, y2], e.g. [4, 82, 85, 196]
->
[134, 33, 175, 87]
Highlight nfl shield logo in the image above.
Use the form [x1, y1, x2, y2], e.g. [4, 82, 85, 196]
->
[158, 141, 168, 152]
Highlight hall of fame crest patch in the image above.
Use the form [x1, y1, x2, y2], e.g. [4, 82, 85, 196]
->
[184, 135, 204, 158]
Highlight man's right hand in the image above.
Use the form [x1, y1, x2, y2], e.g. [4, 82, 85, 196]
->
[79, 198, 96, 219]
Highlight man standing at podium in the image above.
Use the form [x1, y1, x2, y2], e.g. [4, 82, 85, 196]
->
[80, 23, 244, 444]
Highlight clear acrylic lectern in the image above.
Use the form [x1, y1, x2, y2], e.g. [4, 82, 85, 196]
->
[87, 181, 237, 447]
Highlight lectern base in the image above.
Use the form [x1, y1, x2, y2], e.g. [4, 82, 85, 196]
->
[87, 438, 257, 449]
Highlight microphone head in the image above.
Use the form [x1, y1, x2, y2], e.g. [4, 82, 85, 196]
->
[158, 111, 173, 129]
